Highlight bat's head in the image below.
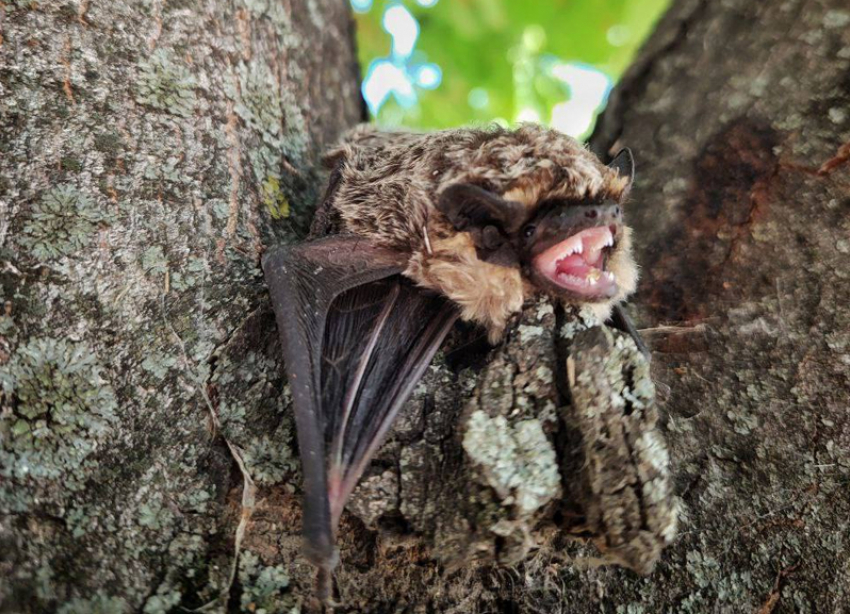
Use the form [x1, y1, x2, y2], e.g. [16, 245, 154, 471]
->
[516, 148, 634, 305]
[434, 129, 637, 316]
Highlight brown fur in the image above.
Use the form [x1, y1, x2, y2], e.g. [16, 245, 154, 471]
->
[405, 232, 525, 343]
[318, 124, 638, 339]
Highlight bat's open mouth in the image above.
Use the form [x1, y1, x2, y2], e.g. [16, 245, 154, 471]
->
[532, 225, 618, 298]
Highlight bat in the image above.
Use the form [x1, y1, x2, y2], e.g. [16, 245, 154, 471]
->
[262, 124, 641, 601]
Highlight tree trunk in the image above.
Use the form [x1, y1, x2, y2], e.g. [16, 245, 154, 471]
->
[0, 0, 362, 612]
[3, 0, 849, 612]
[326, 0, 850, 610]
[325, 0, 850, 611]
[586, 0, 850, 611]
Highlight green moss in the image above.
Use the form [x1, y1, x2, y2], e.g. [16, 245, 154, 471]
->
[20, 185, 109, 260]
[0, 338, 117, 490]
[136, 49, 197, 117]
[261, 175, 290, 219]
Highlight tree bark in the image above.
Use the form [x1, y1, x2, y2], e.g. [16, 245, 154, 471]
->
[3, 0, 849, 612]
[585, 0, 850, 611]
[0, 0, 362, 612]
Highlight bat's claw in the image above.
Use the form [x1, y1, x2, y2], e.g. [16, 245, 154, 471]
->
[315, 566, 340, 608]
[323, 597, 343, 610]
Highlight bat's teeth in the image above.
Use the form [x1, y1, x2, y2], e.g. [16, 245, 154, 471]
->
[596, 231, 614, 250]
[558, 273, 585, 286]
[537, 226, 619, 282]
[604, 271, 615, 281]
[574, 226, 615, 259]
[563, 237, 582, 258]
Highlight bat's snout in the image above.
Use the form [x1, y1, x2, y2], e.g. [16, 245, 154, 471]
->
[525, 201, 627, 301]
[557, 202, 622, 229]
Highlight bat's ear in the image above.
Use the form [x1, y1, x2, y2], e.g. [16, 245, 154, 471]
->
[437, 184, 526, 234]
[608, 148, 635, 199]
[437, 183, 524, 267]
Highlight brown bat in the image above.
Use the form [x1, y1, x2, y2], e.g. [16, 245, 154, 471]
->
[262, 124, 640, 601]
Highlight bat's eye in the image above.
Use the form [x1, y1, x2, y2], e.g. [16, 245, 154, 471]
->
[523, 225, 536, 238]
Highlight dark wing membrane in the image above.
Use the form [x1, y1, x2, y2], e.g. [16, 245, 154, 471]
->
[263, 238, 406, 570]
[322, 280, 457, 526]
[262, 237, 457, 575]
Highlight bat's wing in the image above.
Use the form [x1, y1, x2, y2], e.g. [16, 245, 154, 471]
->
[262, 236, 458, 586]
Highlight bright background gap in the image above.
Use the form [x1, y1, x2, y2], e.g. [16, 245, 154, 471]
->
[353, 0, 671, 140]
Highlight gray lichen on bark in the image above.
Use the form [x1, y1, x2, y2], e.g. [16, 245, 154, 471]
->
[1, 0, 360, 611]
[560, 312, 677, 575]
[439, 298, 564, 567]
[339, 296, 675, 597]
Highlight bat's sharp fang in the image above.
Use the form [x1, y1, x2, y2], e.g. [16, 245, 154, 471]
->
[533, 225, 618, 298]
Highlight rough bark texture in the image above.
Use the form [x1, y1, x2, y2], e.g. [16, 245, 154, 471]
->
[2, 0, 849, 612]
[0, 0, 361, 612]
[333, 0, 850, 610]
[331, 0, 850, 610]
[586, 0, 850, 611]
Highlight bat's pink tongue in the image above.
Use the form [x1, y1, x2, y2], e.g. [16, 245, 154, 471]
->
[533, 226, 616, 297]
[555, 253, 596, 277]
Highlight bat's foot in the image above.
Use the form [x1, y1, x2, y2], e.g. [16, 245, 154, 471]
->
[315, 567, 342, 609]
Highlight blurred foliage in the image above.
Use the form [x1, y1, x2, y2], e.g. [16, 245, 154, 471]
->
[354, 0, 670, 138]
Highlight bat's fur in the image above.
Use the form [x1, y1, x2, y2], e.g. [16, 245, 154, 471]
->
[314, 124, 637, 341]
